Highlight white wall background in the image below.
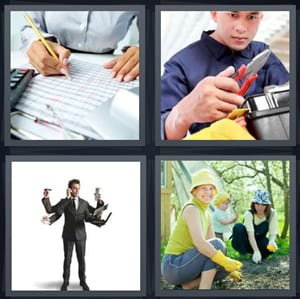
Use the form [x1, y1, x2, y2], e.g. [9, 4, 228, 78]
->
[161, 11, 290, 74]
[11, 161, 141, 291]
[10, 11, 139, 53]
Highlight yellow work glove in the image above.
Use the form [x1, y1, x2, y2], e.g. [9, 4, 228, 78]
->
[267, 240, 278, 252]
[183, 119, 255, 140]
[211, 250, 243, 272]
[228, 270, 243, 282]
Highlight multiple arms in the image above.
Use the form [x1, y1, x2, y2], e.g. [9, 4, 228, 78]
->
[42, 188, 69, 214]
[41, 188, 110, 227]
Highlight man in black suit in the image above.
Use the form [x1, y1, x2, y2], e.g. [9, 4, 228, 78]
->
[41, 179, 105, 291]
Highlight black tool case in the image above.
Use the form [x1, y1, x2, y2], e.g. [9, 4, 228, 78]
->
[245, 86, 290, 140]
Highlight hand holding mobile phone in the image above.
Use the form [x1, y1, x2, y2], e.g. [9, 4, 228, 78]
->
[94, 187, 102, 201]
[43, 188, 52, 198]
[66, 188, 72, 199]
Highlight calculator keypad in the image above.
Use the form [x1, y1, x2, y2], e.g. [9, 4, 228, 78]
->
[10, 68, 34, 108]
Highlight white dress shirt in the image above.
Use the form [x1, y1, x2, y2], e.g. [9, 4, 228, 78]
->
[21, 11, 139, 53]
[72, 197, 79, 210]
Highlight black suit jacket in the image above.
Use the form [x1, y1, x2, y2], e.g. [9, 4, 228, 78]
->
[42, 197, 103, 241]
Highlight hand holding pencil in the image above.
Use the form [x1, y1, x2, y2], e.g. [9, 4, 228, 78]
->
[24, 13, 72, 79]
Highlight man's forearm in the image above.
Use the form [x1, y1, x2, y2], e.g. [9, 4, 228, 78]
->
[42, 197, 54, 213]
[42, 197, 69, 214]
[49, 212, 62, 224]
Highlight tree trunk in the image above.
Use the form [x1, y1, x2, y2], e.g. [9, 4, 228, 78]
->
[263, 161, 274, 207]
[280, 160, 289, 239]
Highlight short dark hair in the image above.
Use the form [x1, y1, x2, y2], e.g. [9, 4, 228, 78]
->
[250, 202, 271, 218]
[68, 179, 80, 188]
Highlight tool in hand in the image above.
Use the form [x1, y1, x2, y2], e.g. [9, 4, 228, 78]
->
[227, 49, 271, 120]
[231, 48, 271, 96]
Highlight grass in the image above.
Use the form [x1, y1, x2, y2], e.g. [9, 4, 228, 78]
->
[161, 237, 289, 262]
[161, 243, 167, 260]
[225, 237, 289, 261]
[161, 219, 290, 261]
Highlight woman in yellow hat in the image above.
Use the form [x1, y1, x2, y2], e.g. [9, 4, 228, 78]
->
[161, 169, 242, 289]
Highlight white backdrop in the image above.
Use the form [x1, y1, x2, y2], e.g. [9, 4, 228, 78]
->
[11, 161, 141, 291]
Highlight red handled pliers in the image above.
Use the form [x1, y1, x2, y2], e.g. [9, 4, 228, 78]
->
[231, 49, 271, 96]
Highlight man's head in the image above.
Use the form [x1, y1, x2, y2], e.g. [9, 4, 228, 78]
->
[210, 11, 263, 51]
[68, 179, 80, 197]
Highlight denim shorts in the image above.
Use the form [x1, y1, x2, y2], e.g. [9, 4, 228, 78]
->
[161, 238, 228, 285]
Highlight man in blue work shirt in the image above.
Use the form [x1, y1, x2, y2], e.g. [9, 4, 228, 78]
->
[161, 11, 289, 140]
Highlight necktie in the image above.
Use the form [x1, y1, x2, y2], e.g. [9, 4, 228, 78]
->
[72, 198, 76, 209]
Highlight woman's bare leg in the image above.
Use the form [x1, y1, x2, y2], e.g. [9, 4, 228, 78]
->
[181, 277, 201, 289]
[198, 269, 217, 289]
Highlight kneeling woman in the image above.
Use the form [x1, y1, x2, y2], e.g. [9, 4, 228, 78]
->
[231, 189, 279, 264]
[161, 169, 242, 289]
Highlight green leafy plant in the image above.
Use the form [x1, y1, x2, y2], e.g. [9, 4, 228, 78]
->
[161, 242, 167, 261]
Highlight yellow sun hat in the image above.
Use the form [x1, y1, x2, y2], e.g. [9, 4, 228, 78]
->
[190, 169, 218, 194]
[214, 192, 230, 206]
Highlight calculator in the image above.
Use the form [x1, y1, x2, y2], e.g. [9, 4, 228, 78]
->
[10, 68, 34, 108]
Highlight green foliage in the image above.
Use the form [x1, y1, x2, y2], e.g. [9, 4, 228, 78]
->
[275, 236, 290, 256]
[278, 215, 290, 238]
[211, 160, 290, 238]
[161, 242, 167, 261]
[161, 160, 291, 260]
[211, 160, 289, 212]
[225, 236, 290, 261]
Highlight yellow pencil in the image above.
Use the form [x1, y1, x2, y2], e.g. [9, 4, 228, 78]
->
[24, 12, 72, 80]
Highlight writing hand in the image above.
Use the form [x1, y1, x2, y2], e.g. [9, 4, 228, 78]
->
[27, 40, 71, 76]
[104, 46, 139, 82]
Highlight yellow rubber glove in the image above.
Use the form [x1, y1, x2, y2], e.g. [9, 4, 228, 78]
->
[211, 250, 243, 272]
[267, 245, 277, 252]
[267, 241, 278, 252]
[229, 270, 243, 282]
[183, 119, 255, 140]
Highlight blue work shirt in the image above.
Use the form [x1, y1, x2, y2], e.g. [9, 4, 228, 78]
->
[161, 30, 290, 139]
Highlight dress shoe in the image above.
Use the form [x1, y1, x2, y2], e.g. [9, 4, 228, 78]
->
[60, 281, 69, 291]
[80, 280, 90, 291]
